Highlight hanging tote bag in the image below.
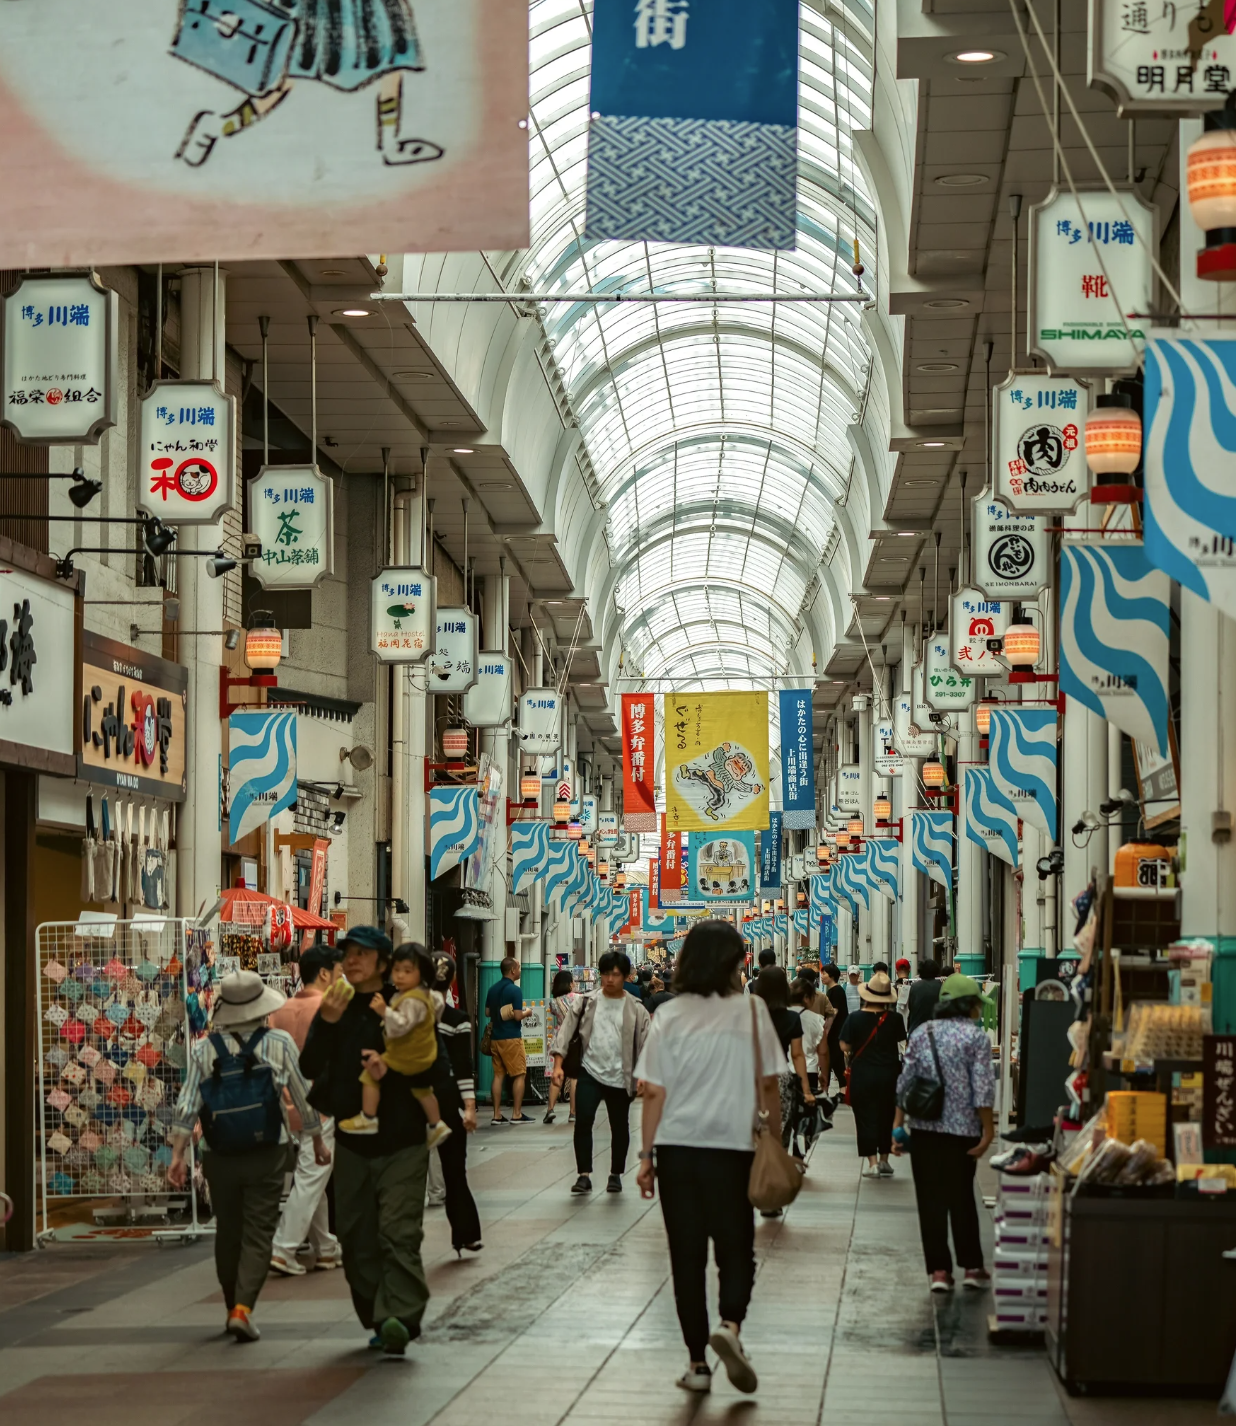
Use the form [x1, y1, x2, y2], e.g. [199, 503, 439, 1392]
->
[747, 999, 803, 1214]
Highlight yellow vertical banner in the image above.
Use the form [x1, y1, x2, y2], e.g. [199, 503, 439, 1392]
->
[664, 692, 770, 832]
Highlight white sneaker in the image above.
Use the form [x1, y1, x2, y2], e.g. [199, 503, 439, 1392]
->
[269, 1253, 306, 1277]
[313, 1251, 343, 1271]
[226, 1307, 260, 1342]
[708, 1325, 757, 1394]
[675, 1365, 712, 1394]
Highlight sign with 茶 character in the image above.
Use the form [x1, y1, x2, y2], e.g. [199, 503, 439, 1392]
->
[370, 566, 435, 663]
[248, 464, 333, 589]
[78, 632, 188, 800]
[992, 371, 1090, 513]
[2, 272, 117, 445]
[138, 380, 235, 524]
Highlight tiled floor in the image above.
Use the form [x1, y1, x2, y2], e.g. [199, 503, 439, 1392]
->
[0, 1106, 1222, 1424]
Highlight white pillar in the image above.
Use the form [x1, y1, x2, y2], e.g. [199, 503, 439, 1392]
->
[176, 268, 225, 921]
[868, 669, 890, 968]
[898, 624, 921, 965]
[955, 706, 984, 971]
[1108, 723, 1123, 876]
[482, 567, 511, 964]
[1062, 699, 1109, 918]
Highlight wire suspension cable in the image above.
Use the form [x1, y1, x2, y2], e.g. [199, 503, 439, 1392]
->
[369, 292, 870, 305]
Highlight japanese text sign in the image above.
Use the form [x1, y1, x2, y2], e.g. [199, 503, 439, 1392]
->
[664, 690, 769, 833]
[874, 717, 905, 777]
[950, 588, 1011, 676]
[462, 650, 511, 726]
[993, 371, 1090, 513]
[622, 693, 658, 831]
[517, 688, 560, 758]
[78, 632, 188, 801]
[428, 607, 478, 693]
[2, 272, 116, 445]
[659, 812, 683, 901]
[370, 567, 435, 665]
[973, 493, 1049, 600]
[0, 564, 76, 772]
[597, 809, 620, 847]
[1090, 2, 1236, 115]
[924, 635, 976, 712]
[760, 810, 783, 889]
[778, 688, 816, 829]
[894, 684, 936, 758]
[834, 765, 860, 815]
[138, 379, 235, 524]
[1204, 1035, 1236, 1149]
[248, 464, 333, 588]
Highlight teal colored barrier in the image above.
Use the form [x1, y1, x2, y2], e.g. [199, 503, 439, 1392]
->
[475, 960, 502, 1101]
[955, 953, 986, 979]
[1018, 947, 1045, 992]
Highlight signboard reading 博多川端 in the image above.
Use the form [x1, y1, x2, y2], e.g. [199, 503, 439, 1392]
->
[992, 371, 1090, 514]
[370, 567, 435, 664]
[138, 379, 235, 525]
[248, 465, 333, 589]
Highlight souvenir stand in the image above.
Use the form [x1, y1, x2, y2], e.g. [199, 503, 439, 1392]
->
[208, 885, 336, 993]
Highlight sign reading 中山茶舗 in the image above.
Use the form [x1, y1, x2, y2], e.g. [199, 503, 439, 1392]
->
[2, 272, 117, 445]
[0, 562, 76, 773]
[428, 607, 478, 693]
[950, 588, 1011, 677]
[370, 567, 435, 663]
[992, 371, 1089, 513]
[462, 651, 511, 726]
[1089, 1, 1236, 115]
[137, 379, 235, 524]
[248, 465, 333, 588]
[972, 493, 1049, 600]
[78, 632, 188, 800]
[924, 634, 975, 712]
[1028, 186, 1154, 374]
[517, 688, 561, 758]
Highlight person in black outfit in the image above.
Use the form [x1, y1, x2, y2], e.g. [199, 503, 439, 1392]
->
[750, 967, 815, 1165]
[839, 971, 906, 1179]
[820, 963, 849, 1096]
[429, 952, 482, 1256]
[645, 969, 677, 1014]
[906, 959, 943, 1035]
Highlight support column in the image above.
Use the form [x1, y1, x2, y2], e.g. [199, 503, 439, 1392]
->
[955, 707, 985, 978]
[484, 568, 526, 988]
[1108, 723, 1123, 877]
[1061, 699, 1109, 937]
[176, 268, 225, 923]
[899, 623, 921, 966]
[1020, 823, 1045, 990]
[869, 670, 891, 969]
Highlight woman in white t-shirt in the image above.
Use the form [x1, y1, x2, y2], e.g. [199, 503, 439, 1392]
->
[634, 920, 784, 1399]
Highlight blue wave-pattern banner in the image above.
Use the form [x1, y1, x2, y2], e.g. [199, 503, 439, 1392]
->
[428, 786, 481, 881]
[229, 711, 297, 846]
[1145, 335, 1236, 620]
[868, 838, 900, 902]
[510, 822, 551, 893]
[988, 708, 1058, 840]
[964, 767, 1019, 868]
[542, 842, 578, 908]
[1060, 544, 1171, 757]
[774, 913, 788, 938]
[836, 851, 870, 910]
[911, 811, 954, 890]
[809, 871, 832, 921]
[794, 908, 808, 934]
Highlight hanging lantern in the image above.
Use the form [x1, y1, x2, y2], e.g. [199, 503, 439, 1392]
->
[1187, 96, 1236, 281]
[615, 870, 626, 889]
[519, 773, 541, 802]
[923, 760, 947, 788]
[552, 800, 571, 824]
[568, 821, 583, 840]
[1085, 394, 1142, 477]
[836, 831, 851, 847]
[817, 843, 831, 861]
[244, 624, 282, 672]
[847, 817, 864, 837]
[1003, 622, 1041, 667]
[442, 727, 469, 759]
[975, 702, 994, 735]
[873, 796, 891, 822]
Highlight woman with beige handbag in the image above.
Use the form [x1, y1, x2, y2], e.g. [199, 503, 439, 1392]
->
[634, 920, 787, 1398]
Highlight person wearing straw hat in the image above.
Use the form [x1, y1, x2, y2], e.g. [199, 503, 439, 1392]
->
[169, 970, 327, 1343]
[839, 971, 906, 1179]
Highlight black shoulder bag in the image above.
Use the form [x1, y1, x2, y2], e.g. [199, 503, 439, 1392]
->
[897, 1023, 946, 1120]
[560, 996, 592, 1079]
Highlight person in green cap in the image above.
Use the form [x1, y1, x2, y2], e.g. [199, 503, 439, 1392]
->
[892, 973, 995, 1294]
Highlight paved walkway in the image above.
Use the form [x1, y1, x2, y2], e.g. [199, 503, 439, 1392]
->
[0, 1106, 1217, 1425]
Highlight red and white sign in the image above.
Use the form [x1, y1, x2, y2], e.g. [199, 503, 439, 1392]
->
[622, 693, 657, 832]
[137, 380, 235, 525]
[649, 857, 660, 911]
[301, 839, 329, 953]
[659, 812, 684, 903]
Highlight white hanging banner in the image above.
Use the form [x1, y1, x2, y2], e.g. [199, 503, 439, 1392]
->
[248, 465, 333, 587]
[462, 650, 510, 726]
[973, 493, 1049, 601]
[835, 766, 860, 814]
[578, 794, 598, 835]
[1028, 185, 1154, 374]
[2, 272, 117, 445]
[517, 688, 561, 757]
[370, 566, 435, 664]
[924, 633, 976, 712]
[992, 370, 1089, 514]
[597, 810, 619, 846]
[950, 587, 1011, 677]
[428, 607, 478, 693]
[137, 379, 235, 525]
[874, 717, 904, 777]
[1089, 4, 1236, 115]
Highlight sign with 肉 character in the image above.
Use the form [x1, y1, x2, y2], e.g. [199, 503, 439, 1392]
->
[993, 371, 1090, 513]
[972, 492, 1049, 600]
[248, 464, 333, 588]
[778, 689, 816, 830]
[428, 607, 477, 693]
[924, 633, 975, 712]
[462, 651, 511, 726]
[370, 566, 434, 664]
[2, 272, 117, 445]
[1028, 186, 1154, 374]
[950, 588, 1011, 677]
[138, 379, 235, 524]
[1089, 2, 1236, 115]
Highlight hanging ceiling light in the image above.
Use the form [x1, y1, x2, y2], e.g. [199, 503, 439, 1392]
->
[836, 831, 851, 847]
[873, 796, 891, 822]
[568, 821, 583, 840]
[1003, 622, 1041, 666]
[1187, 94, 1236, 281]
[1085, 394, 1142, 477]
[552, 800, 571, 824]
[923, 760, 947, 788]
[519, 773, 541, 801]
[816, 843, 831, 861]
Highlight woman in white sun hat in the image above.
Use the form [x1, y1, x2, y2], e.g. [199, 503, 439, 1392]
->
[839, 971, 906, 1179]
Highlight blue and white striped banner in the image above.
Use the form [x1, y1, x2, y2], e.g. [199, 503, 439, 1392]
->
[911, 810, 954, 890]
[428, 786, 481, 881]
[228, 711, 297, 845]
[510, 822, 551, 893]
[1145, 335, 1236, 621]
[542, 842, 578, 907]
[793, 908, 808, 934]
[836, 851, 870, 910]
[868, 838, 901, 902]
[988, 708, 1058, 841]
[774, 912, 788, 938]
[964, 767, 1019, 868]
[1060, 543, 1171, 758]
[809, 871, 832, 921]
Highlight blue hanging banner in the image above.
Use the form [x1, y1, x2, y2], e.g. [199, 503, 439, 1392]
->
[510, 821, 551, 893]
[778, 688, 816, 830]
[760, 811, 783, 890]
[988, 708, 1058, 841]
[586, 0, 800, 250]
[911, 811, 955, 890]
[428, 786, 480, 881]
[964, 768, 1019, 869]
[688, 830, 757, 902]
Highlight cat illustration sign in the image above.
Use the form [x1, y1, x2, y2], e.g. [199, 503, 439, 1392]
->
[137, 380, 235, 524]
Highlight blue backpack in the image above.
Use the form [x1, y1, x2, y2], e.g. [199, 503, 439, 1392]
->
[198, 1029, 284, 1154]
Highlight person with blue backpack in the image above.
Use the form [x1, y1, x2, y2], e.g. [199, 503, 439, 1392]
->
[169, 970, 326, 1343]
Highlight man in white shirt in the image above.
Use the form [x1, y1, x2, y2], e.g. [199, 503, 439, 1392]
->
[550, 949, 651, 1195]
[844, 966, 863, 1015]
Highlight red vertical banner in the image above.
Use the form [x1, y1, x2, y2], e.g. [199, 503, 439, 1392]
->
[300, 838, 330, 952]
[660, 812, 683, 903]
[621, 692, 658, 831]
[649, 856, 660, 910]
[629, 889, 642, 929]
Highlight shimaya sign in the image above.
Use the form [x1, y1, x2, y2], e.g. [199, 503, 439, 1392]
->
[248, 465, 333, 588]
[992, 371, 1089, 514]
[2, 272, 117, 445]
[138, 379, 235, 524]
[370, 566, 435, 664]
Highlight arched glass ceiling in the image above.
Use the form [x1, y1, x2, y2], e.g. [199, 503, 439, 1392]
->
[527, 0, 878, 689]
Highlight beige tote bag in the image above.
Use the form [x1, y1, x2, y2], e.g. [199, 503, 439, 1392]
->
[747, 998, 803, 1213]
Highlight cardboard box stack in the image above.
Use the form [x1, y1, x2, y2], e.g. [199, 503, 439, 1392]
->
[992, 1173, 1050, 1329]
[1105, 1091, 1168, 1158]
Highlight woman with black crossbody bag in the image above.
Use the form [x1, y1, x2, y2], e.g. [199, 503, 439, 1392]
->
[838, 972, 906, 1179]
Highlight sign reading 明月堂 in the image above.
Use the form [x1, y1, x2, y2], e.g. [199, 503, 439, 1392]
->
[428, 608, 478, 693]
[924, 634, 975, 712]
[1089, 2, 1236, 115]
[950, 588, 1011, 677]
[138, 379, 235, 524]
[972, 493, 1049, 601]
[992, 371, 1089, 514]
[2, 272, 117, 445]
[78, 632, 188, 801]
[370, 567, 435, 664]
[462, 651, 511, 727]
[1029, 187, 1154, 374]
[248, 465, 333, 588]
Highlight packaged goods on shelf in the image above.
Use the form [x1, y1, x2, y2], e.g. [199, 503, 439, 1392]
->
[995, 1304, 1048, 1329]
[1104, 1091, 1168, 1158]
[993, 1248, 1049, 1279]
[993, 1280, 1048, 1303]
[995, 1220, 1047, 1250]
[1123, 1003, 1207, 1062]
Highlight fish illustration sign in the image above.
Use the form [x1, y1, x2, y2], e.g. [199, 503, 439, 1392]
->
[0, 1, 529, 266]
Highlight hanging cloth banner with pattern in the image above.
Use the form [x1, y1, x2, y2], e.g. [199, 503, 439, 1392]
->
[541, 841, 578, 909]
[664, 691, 769, 833]
[760, 811, 783, 890]
[585, 0, 800, 251]
[428, 786, 481, 881]
[867, 838, 901, 902]
[621, 693, 658, 831]
[510, 821, 551, 893]
[793, 908, 808, 935]
[1145, 334, 1236, 619]
[778, 688, 816, 829]
[964, 768, 1019, 868]
[659, 813, 684, 903]
[836, 850, 870, 910]
[911, 811, 954, 890]
[809, 870, 833, 921]
[988, 708, 1059, 841]
[228, 711, 297, 846]
[1059, 543, 1171, 757]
